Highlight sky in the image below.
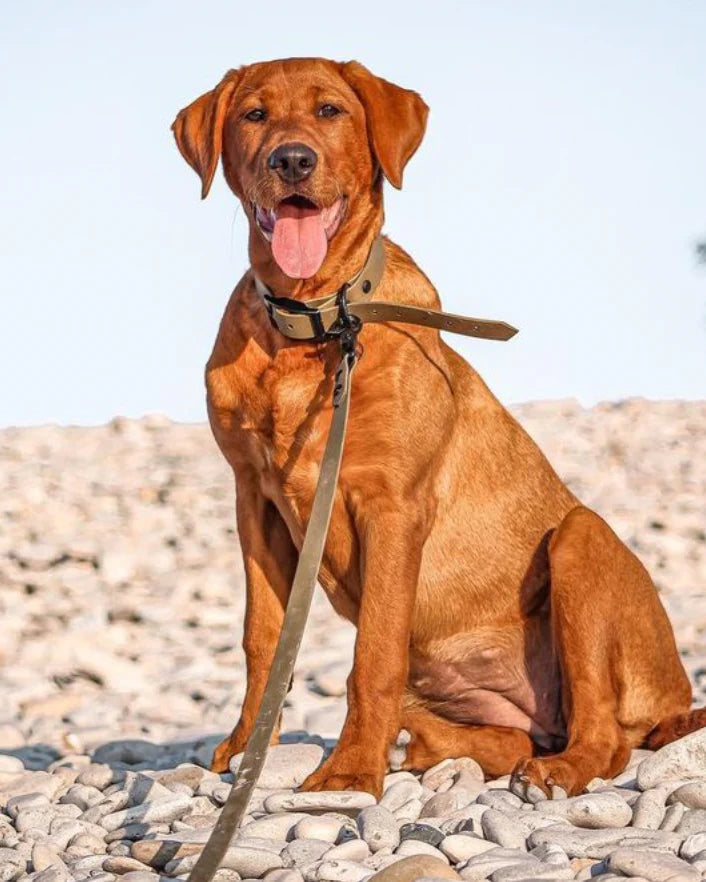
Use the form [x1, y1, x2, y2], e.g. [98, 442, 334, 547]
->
[1, 1, 705, 427]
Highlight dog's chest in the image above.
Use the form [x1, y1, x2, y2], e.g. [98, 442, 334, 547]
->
[209, 343, 333, 519]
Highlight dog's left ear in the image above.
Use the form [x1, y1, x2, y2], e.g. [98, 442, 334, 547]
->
[172, 69, 242, 199]
[340, 61, 428, 190]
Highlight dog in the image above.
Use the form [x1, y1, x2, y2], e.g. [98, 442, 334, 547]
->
[172, 57, 704, 798]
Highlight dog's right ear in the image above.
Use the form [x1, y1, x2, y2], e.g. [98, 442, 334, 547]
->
[171, 69, 242, 199]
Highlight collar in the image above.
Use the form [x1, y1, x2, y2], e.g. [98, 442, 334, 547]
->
[253, 236, 386, 334]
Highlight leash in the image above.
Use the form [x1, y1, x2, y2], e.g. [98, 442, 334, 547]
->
[187, 238, 517, 882]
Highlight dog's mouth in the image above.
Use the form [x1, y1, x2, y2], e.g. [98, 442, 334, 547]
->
[254, 195, 346, 279]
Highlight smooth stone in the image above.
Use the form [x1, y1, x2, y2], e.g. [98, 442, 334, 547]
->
[659, 803, 685, 831]
[130, 839, 204, 868]
[668, 781, 706, 809]
[490, 864, 572, 882]
[293, 817, 344, 843]
[166, 845, 283, 876]
[92, 740, 161, 766]
[367, 854, 460, 881]
[230, 745, 324, 789]
[76, 764, 117, 791]
[316, 859, 370, 882]
[681, 832, 706, 860]
[399, 824, 444, 848]
[0, 757, 24, 773]
[103, 856, 153, 873]
[395, 840, 448, 862]
[240, 814, 311, 840]
[324, 841, 370, 862]
[631, 789, 667, 829]
[420, 794, 469, 819]
[527, 826, 681, 859]
[380, 781, 423, 813]
[457, 848, 537, 882]
[536, 793, 633, 829]
[266, 871, 304, 882]
[476, 792, 523, 811]
[481, 810, 527, 850]
[31, 843, 62, 871]
[0, 847, 24, 880]
[115, 874, 157, 882]
[608, 846, 700, 882]
[440, 834, 498, 862]
[636, 730, 706, 789]
[282, 839, 332, 868]
[264, 792, 376, 815]
[357, 806, 400, 853]
[100, 794, 192, 831]
[675, 809, 706, 836]
[0, 771, 62, 809]
[6, 792, 51, 819]
[106, 823, 171, 842]
[393, 798, 423, 823]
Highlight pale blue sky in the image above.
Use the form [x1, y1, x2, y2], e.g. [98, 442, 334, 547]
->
[2, 1, 705, 427]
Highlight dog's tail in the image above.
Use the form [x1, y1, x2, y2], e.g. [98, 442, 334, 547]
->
[644, 708, 706, 750]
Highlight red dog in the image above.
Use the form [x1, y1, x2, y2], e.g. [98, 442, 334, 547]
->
[173, 57, 704, 798]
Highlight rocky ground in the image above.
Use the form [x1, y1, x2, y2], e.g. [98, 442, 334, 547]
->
[0, 398, 705, 881]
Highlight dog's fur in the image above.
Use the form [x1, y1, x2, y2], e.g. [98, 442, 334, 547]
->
[172, 57, 704, 797]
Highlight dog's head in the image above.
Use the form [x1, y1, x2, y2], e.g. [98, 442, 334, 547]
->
[172, 58, 428, 285]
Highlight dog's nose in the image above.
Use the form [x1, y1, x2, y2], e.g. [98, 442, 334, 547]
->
[267, 143, 318, 183]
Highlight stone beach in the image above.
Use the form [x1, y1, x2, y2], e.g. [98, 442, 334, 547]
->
[0, 398, 705, 880]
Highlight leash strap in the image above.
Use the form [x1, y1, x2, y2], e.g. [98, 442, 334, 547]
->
[187, 349, 356, 882]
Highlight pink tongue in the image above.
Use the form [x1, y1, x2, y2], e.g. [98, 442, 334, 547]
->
[272, 203, 328, 279]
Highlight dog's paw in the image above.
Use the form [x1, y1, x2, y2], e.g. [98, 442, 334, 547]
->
[511, 756, 579, 800]
[299, 749, 384, 798]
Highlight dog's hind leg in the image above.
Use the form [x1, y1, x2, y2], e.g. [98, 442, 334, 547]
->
[512, 506, 691, 797]
[397, 700, 536, 779]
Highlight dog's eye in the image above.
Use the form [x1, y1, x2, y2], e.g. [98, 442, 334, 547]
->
[318, 104, 341, 118]
[244, 108, 267, 122]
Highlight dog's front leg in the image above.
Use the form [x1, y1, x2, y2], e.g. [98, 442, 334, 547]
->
[210, 469, 297, 773]
[301, 507, 424, 798]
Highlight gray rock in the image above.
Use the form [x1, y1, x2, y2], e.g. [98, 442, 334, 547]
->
[490, 864, 572, 882]
[668, 780, 706, 809]
[636, 730, 706, 790]
[399, 823, 444, 848]
[92, 740, 161, 766]
[0, 847, 25, 882]
[476, 792, 523, 812]
[395, 840, 448, 861]
[380, 780, 423, 813]
[659, 803, 685, 831]
[608, 846, 700, 882]
[631, 788, 667, 829]
[440, 834, 497, 862]
[264, 792, 376, 814]
[535, 793, 632, 829]
[230, 744, 324, 789]
[527, 825, 681, 859]
[282, 839, 332, 868]
[100, 794, 192, 831]
[481, 810, 527, 850]
[357, 806, 400, 853]
[681, 832, 706, 860]
[458, 848, 537, 882]
[167, 845, 283, 876]
[675, 809, 706, 836]
[240, 813, 311, 841]
[31, 843, 63, 872]
[316, 859, 371, 881]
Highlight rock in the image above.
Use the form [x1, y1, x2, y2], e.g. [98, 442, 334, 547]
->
[31, 843, 62, 871]
[399, 824, 445, 848]
[536, 793, 633, 829]
[0, 757, 24, 773]
[367, 854, 460, 882]
[116, 874, 158, 882]
[527, 826, 681, 859]
[130, 839, 204, 869]
[357, 806, 400, 853]
[476, 792, 523, 811]
[230, 744, 324, 789]
[681, 832, 706, 859]
[440, 834, 497, 862]
[481, 810, 527, 850]
[380, 780, 423, 813]
[457, 848, 538, 882]
[0, 848, 25, 882]
[490, 864, 572, 882]
[264, 792, 376, 814]
[636, 730, 706, 789]
[324, 841, 370, 862]
[316, 859, 371, 882]
[6, 792, 50, 818]
[103, 856, 153, 873]
[668, 780, 706, 809]
[608, 847, 700, 882]
[293, 817, 345, 843]
[240, 813, 311, 840]
[0, 771, 62, 809]
[675, 809, 706, 836]
[631, 788, 667, 829]
[100, 794, 192, 831]
[92, 740, 161, 766]
[395, 840, 448, 861]
[282, 839, 331, 868]
[420, 793, 470, 819]
[166, 845, 283, 876]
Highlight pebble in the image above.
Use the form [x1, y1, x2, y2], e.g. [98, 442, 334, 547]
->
[230, 745, 324, 789]
[668, 780, 706, 809]
[399, 824, 444, 848]
[367, 855, 460, 881]
[608, 846, 700, 882]
[264, 792, 376, 814]
[440, 834, 497, 862]
[100, 795, 192, 831]
[636, 729, 706, 789]
[357, 806, 399, 853]
[481, 810, 527, 850]
[631, 788, 668, 829]
[675, 808, 706, 836]
[536, 793, 633, 829]
[0, 847, 25, 882]
[527, 826, 681, 859]
[395, 839, 449, 861]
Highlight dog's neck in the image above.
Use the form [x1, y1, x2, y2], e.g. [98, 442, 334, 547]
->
[247, 194, 384, 301]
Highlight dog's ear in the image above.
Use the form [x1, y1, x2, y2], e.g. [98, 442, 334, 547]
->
[340, 61, 428, 189]
[172, 69, 242, 199]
